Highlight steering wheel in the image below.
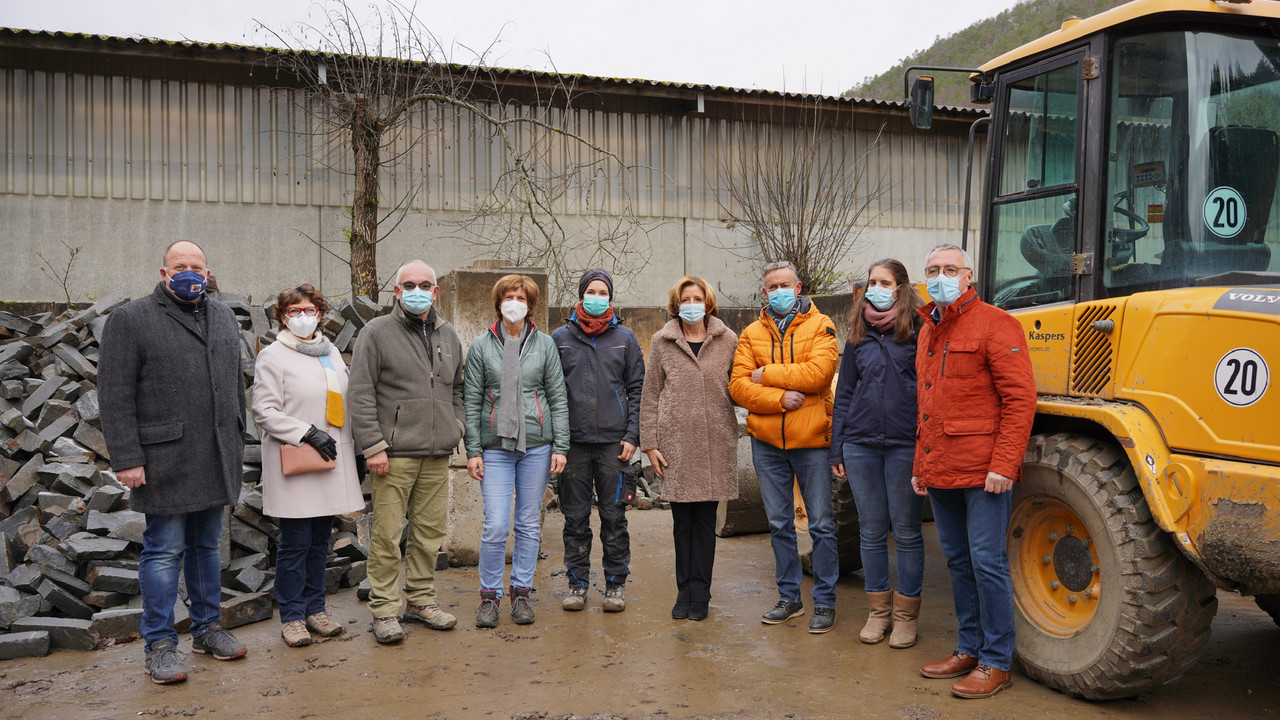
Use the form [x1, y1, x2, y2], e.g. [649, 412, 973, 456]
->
[1110, 201, 1150, 244]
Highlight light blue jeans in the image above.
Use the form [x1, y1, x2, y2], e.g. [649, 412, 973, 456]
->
[842, 442, 925, 597]
[139, 507, 224, 652]
[479, 444, 552, 597]
[751, 438, 839, 608]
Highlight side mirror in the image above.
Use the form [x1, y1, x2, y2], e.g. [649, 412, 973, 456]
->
[909, 76, 935, 129]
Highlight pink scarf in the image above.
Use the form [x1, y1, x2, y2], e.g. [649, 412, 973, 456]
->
[863, 303, 896, 334]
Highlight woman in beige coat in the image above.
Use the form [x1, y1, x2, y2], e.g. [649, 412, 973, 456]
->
[640, 276, 739, 621]
[252, 284, 364, 648]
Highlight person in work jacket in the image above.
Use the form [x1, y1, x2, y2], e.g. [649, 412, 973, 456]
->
[728, 260, 840, 634]
[552, 269, 645, 613]
[348, 260, 465, 644]
[463, 274, 570, 629]
[910, 244, 1036, 700]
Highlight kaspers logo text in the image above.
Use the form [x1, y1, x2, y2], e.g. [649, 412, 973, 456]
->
[1028, 330, 1066, 342]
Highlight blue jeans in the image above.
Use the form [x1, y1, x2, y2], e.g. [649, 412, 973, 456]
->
[275, 516, 333, 622]
[751, 438, 838, 607]
[480, 444, 552, 596]
[928, 486, 1016, 671]
[139, 507, 224, 651]
[842, 443, 925, 596]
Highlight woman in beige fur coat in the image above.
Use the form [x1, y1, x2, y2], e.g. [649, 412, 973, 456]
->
[640, 276, 739, 621]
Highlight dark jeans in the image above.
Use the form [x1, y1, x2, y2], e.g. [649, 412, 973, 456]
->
[275, 516, 334, 622]
[842, 442, 925, 596]
[671, 501, 718, 603]
[560, 442, 631, 587]
[139, 507, 223, 652]
[929, 486, 1016, 671]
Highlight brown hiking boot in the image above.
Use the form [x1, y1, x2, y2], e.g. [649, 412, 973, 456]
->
[404, 603, 457, 631]
[281, 620, 312, 648]
[372, 616, 405, 644]
[305, 611, 344, 638]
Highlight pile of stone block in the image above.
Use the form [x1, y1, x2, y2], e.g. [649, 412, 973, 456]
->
[0, 293, 381, 661]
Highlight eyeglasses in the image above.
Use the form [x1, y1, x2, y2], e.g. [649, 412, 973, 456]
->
[284, 307, 320, 317]
[401, 281, 434, 291]
[924, 265, 970, 279]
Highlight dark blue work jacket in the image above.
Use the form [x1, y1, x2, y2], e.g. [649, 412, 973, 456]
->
[828, 327, 918, 464]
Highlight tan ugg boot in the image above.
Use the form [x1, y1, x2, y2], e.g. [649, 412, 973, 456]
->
[859, 591, 893, 644]
[888, 592, 922, 648]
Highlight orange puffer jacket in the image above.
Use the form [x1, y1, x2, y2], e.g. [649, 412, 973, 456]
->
[729, 298, 839, 450]
[913, 288, 1037, 489]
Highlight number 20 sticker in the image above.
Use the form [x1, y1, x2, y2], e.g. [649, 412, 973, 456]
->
[1204, 186, 1246, 239]
[1214, 348, 1269, 407]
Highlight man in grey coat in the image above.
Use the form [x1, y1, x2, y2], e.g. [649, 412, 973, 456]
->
[98, 240, 247, 685]
[348, 260, 465, 644]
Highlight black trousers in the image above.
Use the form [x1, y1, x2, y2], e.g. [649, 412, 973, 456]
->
[560, 442, 631, 587]
[671, 501, 718, 603]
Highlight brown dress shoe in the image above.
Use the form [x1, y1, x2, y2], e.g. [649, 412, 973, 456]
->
[919, 651, 979, 679]
[951, 664, 1013, 699]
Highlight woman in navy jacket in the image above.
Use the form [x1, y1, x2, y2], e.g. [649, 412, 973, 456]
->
[830, 258, 926, 649]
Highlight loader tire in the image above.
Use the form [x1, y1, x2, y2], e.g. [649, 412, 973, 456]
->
[1009, 432, 1217, 700]
[800, 472, 862, 576]
[1256, 594, 1280, 627]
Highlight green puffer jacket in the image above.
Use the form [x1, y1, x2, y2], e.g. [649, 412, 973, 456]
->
[463, 321, 570, 457]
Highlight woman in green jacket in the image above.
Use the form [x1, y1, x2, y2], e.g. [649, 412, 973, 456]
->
[463, 274, 569, 628]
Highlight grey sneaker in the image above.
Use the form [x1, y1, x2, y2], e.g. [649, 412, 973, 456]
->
[809, 606, 836, 634]
[510, 586, 536, 625]
[761, 600, 805, 624]
[191, 623, 246, 660]
[562, 584, 587, 612]
[476, 590, 500, 628]
[404, 603, 457, 630]
[372, 616, 405, 644]
[603, 582, 626, 613]
[144, 638, 188, 685]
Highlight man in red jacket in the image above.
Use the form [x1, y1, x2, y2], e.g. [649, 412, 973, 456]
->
[910, 244, 1036, 699]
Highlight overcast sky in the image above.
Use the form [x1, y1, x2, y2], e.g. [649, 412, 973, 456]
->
[3, 0, 1026, 94]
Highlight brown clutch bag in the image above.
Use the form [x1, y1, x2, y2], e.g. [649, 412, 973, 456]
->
[280, 443, 336, 476]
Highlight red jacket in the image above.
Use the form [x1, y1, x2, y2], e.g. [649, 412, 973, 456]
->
[913, 288, 1036, 489]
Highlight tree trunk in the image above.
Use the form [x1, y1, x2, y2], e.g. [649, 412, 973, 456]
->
[350, 110, 381, 301]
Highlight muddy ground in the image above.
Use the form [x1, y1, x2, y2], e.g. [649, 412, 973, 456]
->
[1, 510, 1277, 720]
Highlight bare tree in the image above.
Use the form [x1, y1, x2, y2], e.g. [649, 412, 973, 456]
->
[38, 239, 83, 305]
[256, 0, 644, 303]
[718, 103, 889, 294]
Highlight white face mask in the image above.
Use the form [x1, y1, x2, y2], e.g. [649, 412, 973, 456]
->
[287, 314, 319, 338]
[500, 299, 528, 324]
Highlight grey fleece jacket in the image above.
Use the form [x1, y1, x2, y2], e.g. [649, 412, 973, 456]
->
[348, 304, 465, 458]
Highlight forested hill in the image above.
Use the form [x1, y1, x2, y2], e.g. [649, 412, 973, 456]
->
[847, 0, 1129, 107]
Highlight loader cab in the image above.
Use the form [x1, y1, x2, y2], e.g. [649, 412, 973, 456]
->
[979, 21, 1280, 310]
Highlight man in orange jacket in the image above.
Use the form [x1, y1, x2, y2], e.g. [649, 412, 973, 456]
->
[910, 244, 1036, 699]
[729, 260, 840, 633]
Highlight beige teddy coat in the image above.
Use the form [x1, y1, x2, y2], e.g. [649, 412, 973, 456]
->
[639, 316, 740, 503]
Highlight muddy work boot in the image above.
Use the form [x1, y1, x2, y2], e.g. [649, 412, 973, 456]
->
[562, 584, 588, 612]
[404, 603, 458, 631]
[510, 586, 536, 625]
[476, 590, 500, 628]
[305, 611, 344, 638]
[281, 620, 312, 648]
[191, 623, 247, 660]
[144, 638, 188, 685]
[372, 616, 405, 644]
[603, 582, 626, 613]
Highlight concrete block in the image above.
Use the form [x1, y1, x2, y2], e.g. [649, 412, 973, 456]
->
[0, 505, 41, 542]
[13, 430, 51, 456]
[0, 585, 42, 629]
[90, 608, 143, 640]
[323, 561, 348, 595]
[86, 485, 126, 513]
[232, 503, 277, 538]
[106, 515, 146, 545]
[0, 631, 51, 659]
[224, 565, 268, 594]
[83, 590, 130, 609]
[74, 389, 100, 424]
[330, 531, 367, 561]
[229, 517, 270, 555]
[5, 563, 44, 593]
[41, 566, 92, 597]
[172, 599, 191, 634]
[219, 591, 272, 629]
[1, 457, 43, 503]
[342, 560, 366, 588]
[49, 436, 93, 461]
[51, 344, 98, 382]
[227, 552, 270, 572]
[43, 515, 81, 541]
[21, 377, 65, 417]
[25, 543, 75, 575]
[37, 578, 95, 619]
[86, 566, 140, 594]
[9, 616, 97, 650]
[37, 411, 79, 444]
[356, 578, 371, 602]
[37, 491, 78, 516]
[60, 535, 129, 561]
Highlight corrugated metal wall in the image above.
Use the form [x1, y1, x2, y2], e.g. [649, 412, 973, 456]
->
[1, 66, 981, 230]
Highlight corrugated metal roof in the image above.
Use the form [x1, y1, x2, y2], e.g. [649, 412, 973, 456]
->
[0, 27, 981, 115]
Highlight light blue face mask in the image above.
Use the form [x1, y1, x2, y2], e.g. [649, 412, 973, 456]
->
[926, 274, 962, 306]
[582, 294, 611, 317]
[678, 303, 706, 324]
[767, 288, 797, 315]
[401, 288, 433, 315]
[864, 286, 895, 311]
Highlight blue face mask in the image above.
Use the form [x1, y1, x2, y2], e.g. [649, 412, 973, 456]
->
[678, 303, 706, 324]
[582, 294, 610, 317]
[401, 288, 433, 315]
[767, 288, 797, 315]
[167, 270, 206, 302]
[864, 286, 895, 311]
[926, 274, 962, 306]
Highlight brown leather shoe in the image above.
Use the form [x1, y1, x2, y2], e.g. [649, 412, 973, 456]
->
[919, 651, 979, 679]
[951, 664, 1013, 699]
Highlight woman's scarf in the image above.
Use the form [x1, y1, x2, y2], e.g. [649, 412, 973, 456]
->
[276, 329, 344, 428]
[863, 303, 897, 335]
[574, 302, 615, 336]
[496, 322, 528, 452]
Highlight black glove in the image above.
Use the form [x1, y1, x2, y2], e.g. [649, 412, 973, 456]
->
[302, 425, 338, 461]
